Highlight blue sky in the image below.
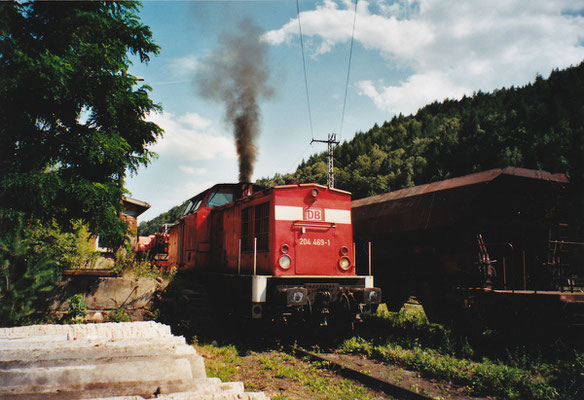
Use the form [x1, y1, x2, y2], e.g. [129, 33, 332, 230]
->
[126, 0, 584, 221]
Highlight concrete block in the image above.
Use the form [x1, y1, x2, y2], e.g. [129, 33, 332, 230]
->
[50, 277, 166, 312]
[0, 321, 172, 340]
[0, 322, 268, 400]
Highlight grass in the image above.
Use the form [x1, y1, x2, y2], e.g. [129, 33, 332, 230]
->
[195, 341, 376, 400]
[338, 303, 584, 400]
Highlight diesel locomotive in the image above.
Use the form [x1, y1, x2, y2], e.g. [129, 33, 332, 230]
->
[166, 182, 381, 326]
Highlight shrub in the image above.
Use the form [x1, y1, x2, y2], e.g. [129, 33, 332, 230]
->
[0, 213, 60, 326]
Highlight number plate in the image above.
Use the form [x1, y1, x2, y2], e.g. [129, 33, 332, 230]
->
[298, 238, 330, 246]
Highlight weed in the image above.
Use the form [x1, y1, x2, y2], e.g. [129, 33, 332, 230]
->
[106, 306, 131, 322]
[113, 249, 175, 280]
[64, 293, 87, 323]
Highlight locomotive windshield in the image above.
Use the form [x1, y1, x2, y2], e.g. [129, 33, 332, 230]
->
[207, 191, 234, 208]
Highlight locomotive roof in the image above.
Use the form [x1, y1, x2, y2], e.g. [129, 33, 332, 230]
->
[184, 182, 265, 202]
[352, 167, 568, 208]
[225, 182, 351, 206]
[273, 183, 351, 195]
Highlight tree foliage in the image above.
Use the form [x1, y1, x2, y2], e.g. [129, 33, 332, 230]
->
[0, 1, 162, 248]
[138, 202, 188, 236]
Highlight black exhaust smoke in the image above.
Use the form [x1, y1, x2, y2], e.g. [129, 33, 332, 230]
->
[196, 18, 274, 183]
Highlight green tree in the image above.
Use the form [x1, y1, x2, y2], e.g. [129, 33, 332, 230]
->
[0, 1, 162, 248]
[138, 201, 188, 236]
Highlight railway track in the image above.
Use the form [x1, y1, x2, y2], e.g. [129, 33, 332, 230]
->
[288, 346, 435, 400]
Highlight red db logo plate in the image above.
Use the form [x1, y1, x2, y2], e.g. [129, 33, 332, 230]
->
[304, 208, 323, 221]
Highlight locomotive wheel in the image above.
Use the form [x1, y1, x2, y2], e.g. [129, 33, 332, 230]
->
[331, 292, 358, 331]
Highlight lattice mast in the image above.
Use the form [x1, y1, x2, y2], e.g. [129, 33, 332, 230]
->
[311, 133, 340, 188]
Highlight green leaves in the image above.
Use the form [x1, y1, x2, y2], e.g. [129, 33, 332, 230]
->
[0, 1, 162, 247]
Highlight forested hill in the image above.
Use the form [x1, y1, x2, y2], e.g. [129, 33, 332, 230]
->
[140, 62, 584, 235]
[138, 201, 187, 236]
[258, 62, 584, 202]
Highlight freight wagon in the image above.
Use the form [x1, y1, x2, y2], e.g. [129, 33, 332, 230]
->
[352, 167, 584, 329]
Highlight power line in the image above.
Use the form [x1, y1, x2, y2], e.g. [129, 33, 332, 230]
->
[286, 142, 313, 174]
[296, 0, 314, 140]
[339, 0, 358, 140]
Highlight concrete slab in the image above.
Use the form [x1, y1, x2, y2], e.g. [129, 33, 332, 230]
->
[0, 322, 268, 400]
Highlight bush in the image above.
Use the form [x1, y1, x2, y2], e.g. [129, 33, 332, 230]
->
[0, 213, 60, 326]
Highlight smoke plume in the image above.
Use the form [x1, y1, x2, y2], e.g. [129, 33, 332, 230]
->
[196, 19, 274, 182]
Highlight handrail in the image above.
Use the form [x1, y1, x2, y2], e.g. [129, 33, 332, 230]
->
[292, 221, 336, 229]
[238, 238, 241, 275]
[549, 240, 584, 246]
[253, 237, 257, 276]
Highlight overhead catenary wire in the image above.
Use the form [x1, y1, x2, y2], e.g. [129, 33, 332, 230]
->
[339, 0, 358, 140]
[286, 141, 313, 174]
[296, 0, 314, 141]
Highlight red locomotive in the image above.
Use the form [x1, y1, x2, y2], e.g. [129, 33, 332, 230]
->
[136, 232, 170, 269]
[167, 182, 381, 325]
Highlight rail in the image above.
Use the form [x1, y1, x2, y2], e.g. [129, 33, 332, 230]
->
[288, 346, 434, 400]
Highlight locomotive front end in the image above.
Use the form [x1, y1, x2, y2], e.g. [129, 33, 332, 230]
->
[263, 184, 381, 326]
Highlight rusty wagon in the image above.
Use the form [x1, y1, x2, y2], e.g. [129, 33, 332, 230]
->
[352, 167, 584, 329]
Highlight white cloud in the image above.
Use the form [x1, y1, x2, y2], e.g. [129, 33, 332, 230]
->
[264, 0, 584, 114]
[179, 165, 207, 175]
[183, 181, 215, 199]
[169, 55, 199, 76]
[147, 111, 235, 161]
[178, 113, 212, 130]
[357, 72, 467, 115]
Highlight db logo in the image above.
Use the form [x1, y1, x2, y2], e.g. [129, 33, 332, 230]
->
[305, 208, 323, 221]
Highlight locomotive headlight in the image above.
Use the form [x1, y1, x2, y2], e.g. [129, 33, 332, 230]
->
[338, 256, 351, 271]
[280, 244, 289, 254]
[364, 288, 382, 304]
[286, 288, 308, 306]
[279, 255, 292, 270]
[340, 246, 349, 256]
[311, 188, 319, 198]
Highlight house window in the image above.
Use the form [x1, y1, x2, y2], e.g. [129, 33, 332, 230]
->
[96, 236, 112, 252]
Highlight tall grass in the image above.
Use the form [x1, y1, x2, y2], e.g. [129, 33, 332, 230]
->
[339, 304, 584, 400]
